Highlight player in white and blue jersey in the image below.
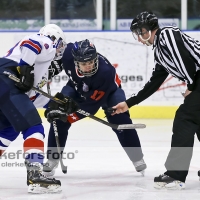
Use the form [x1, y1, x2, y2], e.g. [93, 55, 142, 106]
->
[0, 24, 77, 193]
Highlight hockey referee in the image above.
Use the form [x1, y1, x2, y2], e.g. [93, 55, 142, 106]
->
[111, 11, 200, 190]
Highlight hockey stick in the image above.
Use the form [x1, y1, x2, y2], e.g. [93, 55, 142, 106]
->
[7, 73, 146, 130]
[47, 81, 67, 174]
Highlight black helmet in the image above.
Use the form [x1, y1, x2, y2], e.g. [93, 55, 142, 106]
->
[71, 39, 98, 76]
[130, 11, 159, 34]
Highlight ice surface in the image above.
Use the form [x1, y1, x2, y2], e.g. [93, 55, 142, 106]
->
[0, 119, 200, 200]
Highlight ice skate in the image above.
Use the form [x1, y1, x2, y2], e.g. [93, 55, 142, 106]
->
[154, 174, 185, 190]
[198, 170, 200, 181]
[26, 161, 61, 193]
[133, 158, 147, 176]
[42, 159, 59, 177]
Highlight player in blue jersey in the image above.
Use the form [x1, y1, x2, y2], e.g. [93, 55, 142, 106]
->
[43, 39, 147, 176]
[0, 24, 78, 193]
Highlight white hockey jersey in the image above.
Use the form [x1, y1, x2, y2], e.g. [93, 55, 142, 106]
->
[4, 33, 56, 108]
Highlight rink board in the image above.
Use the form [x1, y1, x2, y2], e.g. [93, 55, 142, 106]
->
[0, 31, 194, 119]
[38, 106, 178, 119]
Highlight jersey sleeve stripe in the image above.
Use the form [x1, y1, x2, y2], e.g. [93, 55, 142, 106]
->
[29, 93, 40, 102]
[20, 39, 42, 54]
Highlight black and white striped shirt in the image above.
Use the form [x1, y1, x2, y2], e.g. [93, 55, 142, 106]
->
[126, 27, 200, 107]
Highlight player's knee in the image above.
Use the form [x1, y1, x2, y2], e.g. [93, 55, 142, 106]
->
[22, 124, 45, 140]
[0, 127, 19, 153]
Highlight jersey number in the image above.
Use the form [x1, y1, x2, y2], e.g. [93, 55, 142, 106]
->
[90, 90, 105, 101]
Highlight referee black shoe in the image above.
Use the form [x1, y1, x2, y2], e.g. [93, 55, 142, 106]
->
[154, 174, 185, 190]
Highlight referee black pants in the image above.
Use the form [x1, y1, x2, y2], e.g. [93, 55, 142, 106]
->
[164, 72, 200, 182]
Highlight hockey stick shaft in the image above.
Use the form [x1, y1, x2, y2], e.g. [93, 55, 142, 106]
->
[47, 81, 67, 174]
[52, 120, 67, 174]
[7, 74, 146, 130]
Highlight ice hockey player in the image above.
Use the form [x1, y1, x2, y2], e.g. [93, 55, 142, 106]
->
[42, 39, 147, 177]
[0, 24, 77, 193]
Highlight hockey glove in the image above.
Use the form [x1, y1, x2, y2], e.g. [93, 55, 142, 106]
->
[48, 60, 63, 80]
[44, 92, 79, 123]
[15, 65, 34, 92]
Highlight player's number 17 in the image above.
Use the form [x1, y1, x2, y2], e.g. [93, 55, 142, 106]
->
[90, 90, 105, 101]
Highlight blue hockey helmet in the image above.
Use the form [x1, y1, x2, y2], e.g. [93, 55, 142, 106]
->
[71, 39, 98, 76]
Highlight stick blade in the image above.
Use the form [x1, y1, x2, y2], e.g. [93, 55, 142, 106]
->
[62, 169, 67, 174]
[117, 124, 146, 130]
[61, 166, 67, 174]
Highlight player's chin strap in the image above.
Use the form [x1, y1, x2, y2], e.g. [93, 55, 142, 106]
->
[46, 80, 67, 174]
[4, 72, 146, 130]
[139, 31, 152, 46]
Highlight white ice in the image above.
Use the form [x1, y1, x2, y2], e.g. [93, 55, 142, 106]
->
[0, 118, 200, 200]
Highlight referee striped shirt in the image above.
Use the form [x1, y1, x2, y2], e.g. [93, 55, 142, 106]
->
[126, 27, 200, 107]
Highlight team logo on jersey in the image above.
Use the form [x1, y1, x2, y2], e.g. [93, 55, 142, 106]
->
[68, 70, 71, 74]
[44, 43, 49, 49]
[82, 82, 89, 92]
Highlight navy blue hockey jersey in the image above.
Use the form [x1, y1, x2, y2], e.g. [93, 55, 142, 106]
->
[61, 43, 121, 108]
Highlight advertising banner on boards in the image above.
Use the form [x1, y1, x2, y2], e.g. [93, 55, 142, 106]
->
[1, 31, 195, 106]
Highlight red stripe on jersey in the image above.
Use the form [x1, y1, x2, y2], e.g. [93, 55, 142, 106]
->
[29, 95, 36, 101]
[20, 40, 41, 53]
[112, 63, 118, 68]
[23, 138, 44, 152]
[115, 73, 121, 87]
[0, 150, 5, 156]
[67, 113, 80, 124]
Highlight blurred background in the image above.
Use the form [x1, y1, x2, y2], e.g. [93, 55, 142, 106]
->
[0, 0, 199, 31]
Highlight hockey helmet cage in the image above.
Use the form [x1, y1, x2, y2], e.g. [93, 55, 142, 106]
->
[130, 11, 159, 36]
[71, 39, 98, 77]
[39, 24, 66, 60]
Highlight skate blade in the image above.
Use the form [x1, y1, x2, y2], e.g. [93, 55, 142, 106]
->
[154, 182, 167, 189]
[154, 182, 185, 190]
[28, 184, 62, 194]
[165, 181, 185, 190]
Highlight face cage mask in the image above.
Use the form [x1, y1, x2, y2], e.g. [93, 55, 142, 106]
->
[132, 28, 152, 46]
[53, 38, 67, 60]
[75, 56, 99, 77]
